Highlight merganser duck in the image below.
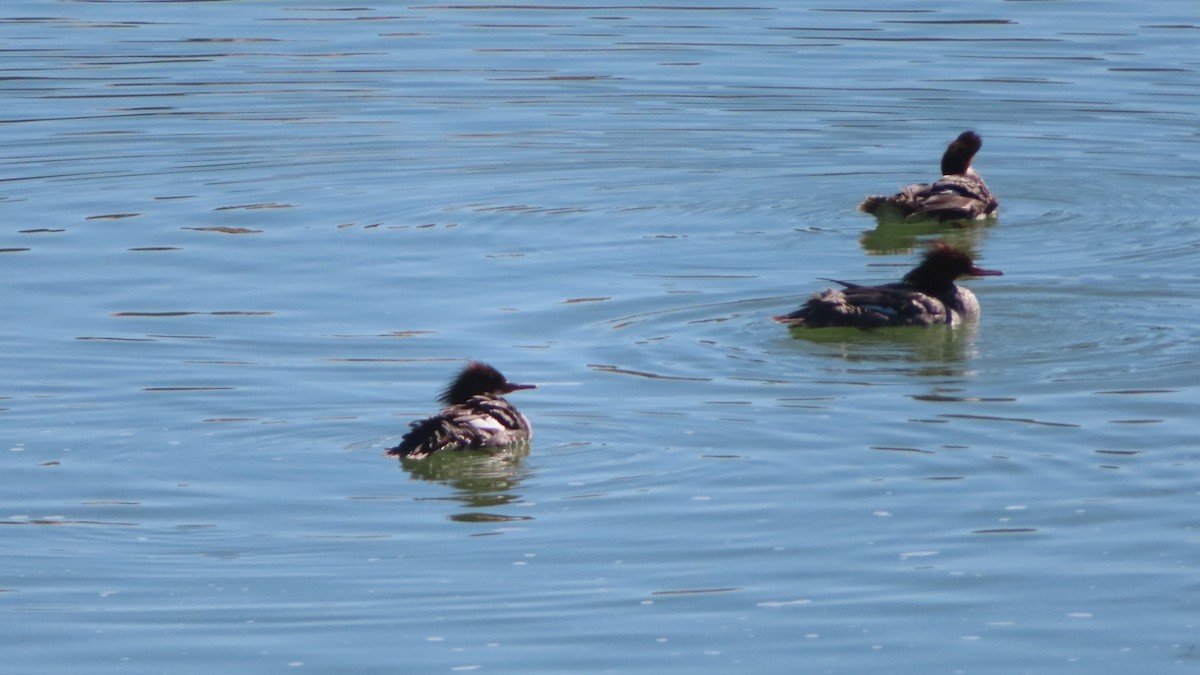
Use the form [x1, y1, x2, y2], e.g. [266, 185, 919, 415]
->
[860, 131, 998, 222]
[774, 242, 1002, 328]
[386, 361, 535, 459]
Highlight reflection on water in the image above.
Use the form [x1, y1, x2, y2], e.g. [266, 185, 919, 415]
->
[858, 215, 994, 255]
[398, 445, 532, 523]
[784, 317, 980, 368]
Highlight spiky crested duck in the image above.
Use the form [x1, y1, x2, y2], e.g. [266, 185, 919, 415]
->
[860, 131, 998, 222]
[774, 242, 1003, 328]
[386, 361, 536, 459]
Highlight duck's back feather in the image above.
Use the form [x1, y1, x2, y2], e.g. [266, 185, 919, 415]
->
[861, 173, 997, 222]
[387, 396, 531, 459]
[775, 282, 955, 328]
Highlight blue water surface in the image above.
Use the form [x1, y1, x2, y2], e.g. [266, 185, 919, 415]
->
[2, 1, 1199, 673]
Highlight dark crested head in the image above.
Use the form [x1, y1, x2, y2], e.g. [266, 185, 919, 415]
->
[438, 360, 536, 405]
[902, 242, 1003, 290]
[940, 131, 983, 176]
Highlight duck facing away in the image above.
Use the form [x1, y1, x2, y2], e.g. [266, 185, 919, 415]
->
[860, 131, 998, 222]
[386, 361, 535, 459]
[774, 243, 1003, 328]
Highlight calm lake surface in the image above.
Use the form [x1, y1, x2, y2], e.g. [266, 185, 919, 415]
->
[2, 1, 1199, 673]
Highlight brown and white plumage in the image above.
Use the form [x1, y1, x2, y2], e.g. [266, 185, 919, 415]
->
[860, 131, 999, 222]
[386, 361, 535, 459]
[774, 243, 1002, 328]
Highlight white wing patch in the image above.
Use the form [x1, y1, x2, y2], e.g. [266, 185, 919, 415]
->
[467, 415, 505, 434]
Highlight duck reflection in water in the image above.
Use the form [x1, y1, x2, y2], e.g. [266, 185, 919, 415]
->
[858, 214, 993, 256]
[399, 445, 533, 524]
[790, 321, 982, 371]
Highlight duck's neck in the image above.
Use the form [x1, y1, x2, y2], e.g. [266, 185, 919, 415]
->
[902, 267, 956, 294]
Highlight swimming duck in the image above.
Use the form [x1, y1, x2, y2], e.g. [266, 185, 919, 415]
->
[386, 361, 535, 459]
[774, 243, 1002, 328]
[859, 131, 998, 222]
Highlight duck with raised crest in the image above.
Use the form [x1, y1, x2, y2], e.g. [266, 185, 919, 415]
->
[774, 243, 1002, 328]
[860, 131, 998, 222]
[386, 361, 536, 459]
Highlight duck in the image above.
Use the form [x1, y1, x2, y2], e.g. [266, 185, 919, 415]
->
[774, 242, 1002, 328]
[386, 361, 536, 459]
[859, 131, 998, 222]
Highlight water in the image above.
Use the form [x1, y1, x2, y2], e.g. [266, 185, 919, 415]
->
[2, 1, 1199, 673]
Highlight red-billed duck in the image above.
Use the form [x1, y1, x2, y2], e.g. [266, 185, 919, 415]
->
[386, 361, 535, 459]
[774, 243, 1002, 328]
[860, 131, 998, 222]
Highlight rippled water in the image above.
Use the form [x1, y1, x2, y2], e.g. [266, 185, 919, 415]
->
[3, 2, 1199, 673]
